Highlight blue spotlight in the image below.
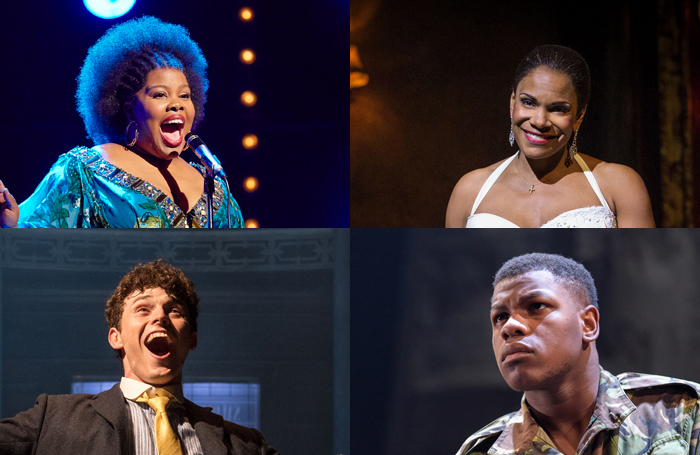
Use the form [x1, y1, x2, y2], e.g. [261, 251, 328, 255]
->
[84, 0, 136, 19]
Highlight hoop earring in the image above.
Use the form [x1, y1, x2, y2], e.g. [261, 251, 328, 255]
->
[124, 120, 139, 147]
[509, 117, 514, 147]
[565, 130, 578, 167]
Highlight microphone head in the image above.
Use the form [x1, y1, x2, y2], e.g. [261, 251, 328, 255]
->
[185, 132, 203, 150]
[183, 133, 225, 176]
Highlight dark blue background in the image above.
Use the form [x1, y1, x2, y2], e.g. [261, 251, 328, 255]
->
[2, 0, 349, 227]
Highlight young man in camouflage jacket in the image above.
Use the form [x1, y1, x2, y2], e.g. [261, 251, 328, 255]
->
[457, 253, 700, 455]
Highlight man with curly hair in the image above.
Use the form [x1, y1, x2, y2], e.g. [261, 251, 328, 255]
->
[0, 260, 278, 455]
[0, 16, 242, 228]
[456, 253, 700, 455]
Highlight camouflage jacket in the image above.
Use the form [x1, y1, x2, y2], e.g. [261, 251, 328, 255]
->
[456, 367, 700, 455]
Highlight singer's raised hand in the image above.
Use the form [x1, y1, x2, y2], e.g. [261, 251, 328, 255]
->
[0, 180, 19, 228]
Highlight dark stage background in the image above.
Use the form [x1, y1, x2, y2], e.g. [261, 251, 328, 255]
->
[0, 229, 349, 455]
[351, 229, 700, 455]
[2, 1, 349, 227]
[351, 0, 700, 227]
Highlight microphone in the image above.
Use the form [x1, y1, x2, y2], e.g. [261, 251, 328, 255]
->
[185, 133, 226, 177]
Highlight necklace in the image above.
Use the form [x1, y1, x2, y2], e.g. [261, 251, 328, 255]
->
[514, 155, 542, 195]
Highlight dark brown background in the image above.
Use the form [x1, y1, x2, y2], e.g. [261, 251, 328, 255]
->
[351, 0, 700, 227]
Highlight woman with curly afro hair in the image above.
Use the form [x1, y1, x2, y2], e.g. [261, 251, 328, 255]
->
[0, 16, 243, 228]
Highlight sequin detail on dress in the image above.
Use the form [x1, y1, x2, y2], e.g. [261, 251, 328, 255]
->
[18, 146, 243, 228]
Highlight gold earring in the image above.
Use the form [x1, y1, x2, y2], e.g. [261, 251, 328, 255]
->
[565, 130, 578, 167]
[124, 120, 139, 148]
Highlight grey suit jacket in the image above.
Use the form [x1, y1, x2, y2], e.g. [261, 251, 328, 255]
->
[0, 384, 279, 455]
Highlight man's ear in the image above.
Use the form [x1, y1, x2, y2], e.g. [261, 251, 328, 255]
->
[581, 305, 599, 343]
[108, 327, 124, 350]
[190, 332, 198, 351]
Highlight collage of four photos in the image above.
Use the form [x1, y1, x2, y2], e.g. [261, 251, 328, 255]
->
[2, 1, 700, 455]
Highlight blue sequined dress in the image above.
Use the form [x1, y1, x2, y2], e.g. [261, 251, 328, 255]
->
[18, 147, 244, 228]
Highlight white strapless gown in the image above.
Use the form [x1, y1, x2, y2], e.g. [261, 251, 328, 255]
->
[465, 153, 617, 228]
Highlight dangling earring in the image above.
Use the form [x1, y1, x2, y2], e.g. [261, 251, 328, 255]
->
[124, 120, 139, 148]
[509, 117, 514, 147]
[565, 130, 578, 167]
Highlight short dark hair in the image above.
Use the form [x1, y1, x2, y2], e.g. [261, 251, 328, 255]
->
[512, 45, 591, 118]
[76, 15, 208, 145]
[493, 253, 598, 309]
[105, 259, 200, 333]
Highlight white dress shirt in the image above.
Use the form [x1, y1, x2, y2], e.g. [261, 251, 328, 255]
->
[120, 377, 204, 455]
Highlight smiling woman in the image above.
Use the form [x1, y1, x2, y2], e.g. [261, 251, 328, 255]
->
[0, 16, 243, 228]
[445, 45, 655, 228]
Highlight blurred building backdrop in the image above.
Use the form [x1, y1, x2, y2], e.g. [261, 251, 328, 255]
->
[351, 0, 700, 227]
[0, 228, 349, 455]
[351, 229, 700, 455]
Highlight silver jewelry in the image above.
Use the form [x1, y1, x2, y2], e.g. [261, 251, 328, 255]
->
[124, 120, 139, 147]
[509, 117, 515, 147]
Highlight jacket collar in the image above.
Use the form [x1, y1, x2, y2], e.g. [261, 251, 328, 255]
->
[184, 399, 228, 455]
[489, 367, 637, 454]
[92, 383, 229, 455]
[91, 384, 131, 455]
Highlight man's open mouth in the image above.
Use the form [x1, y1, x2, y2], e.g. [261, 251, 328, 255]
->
[160, 116, 185, 147]
[145, 332, 173, 358]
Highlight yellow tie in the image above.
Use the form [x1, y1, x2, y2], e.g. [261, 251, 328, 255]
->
[135, 388, 184, 455]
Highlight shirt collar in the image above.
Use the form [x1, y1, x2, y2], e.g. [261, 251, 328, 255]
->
[491, 367, 637, 454]
[119, 377, 185, 404]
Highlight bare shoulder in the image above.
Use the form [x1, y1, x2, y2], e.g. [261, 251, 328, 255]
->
[582, 155, 647, 192]
[92, 143, 123, 161]
[451, 164, 499, 198]
[445, 158, 509, 228]
[580, 154, 655, 227]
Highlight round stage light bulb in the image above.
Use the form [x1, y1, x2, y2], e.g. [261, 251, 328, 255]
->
[239, 7, 254, 22]
[84, 0, 136, 19]
[245, 219, 260, 228]
[240, 49, 256, 64]
[242, 134, 259, 149]
[240, 91, 257, 106]
[244, 177, 259, 192]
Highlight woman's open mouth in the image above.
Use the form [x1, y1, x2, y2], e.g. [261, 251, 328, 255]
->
[160, 115, 185, 147]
